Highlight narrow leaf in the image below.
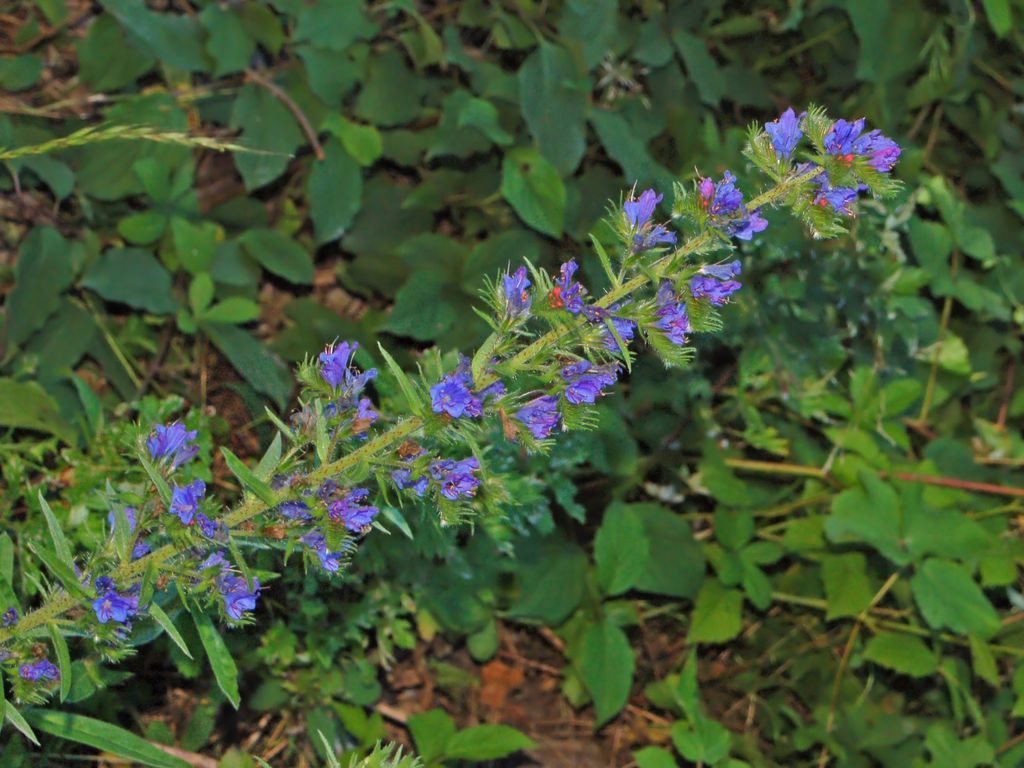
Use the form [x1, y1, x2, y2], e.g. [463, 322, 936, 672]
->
[191, 608, 241, 709]
[590, 234, 619, 288]
[221, 446, 276, 505]
[30, 544, 87, 598]
[111, 505, 132, 564]
[5, 702, 40, 746]
[25, 709, 188, 767]
[377, 343, 424, 416]
[470, 332, 501, 386]
[0, 533, 14, 585]
[139, 453, 172, 506]
[47, 624, 72, 702]
[38, 493, 73, 569]
[148, 602, 193, 660]
[264, 406, 296, 442]
[254, 432, 282, 481]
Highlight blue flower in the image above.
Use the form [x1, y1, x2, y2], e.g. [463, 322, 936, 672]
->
[702, 260, 741, 280]
[2, 607, 18, 627]
[393, 469, 429, 497]
[300, 530, 343, 573]
[278, 500, 312, 521]
[599, 308, 637, 355]
[559, 361, 619, 405]
[852, 130, 901, 172]
[92, 578, 138, 625]
[823, 118, 865, 158]
[726, 208, 768, 241]
[147, 423, 199, 470]
[654, 283, 691, 346]
[502, 267, 532, 318]
[353, 397, 378, 432]
[19, 658, 59, 682]
[765, 108, 805, 160]
[698, 172, 744, 217]
[430, 358, 504, 419]
[691, 276, 742, 306]
[319, 341, 378, 400]
[218, 573, 260, 621]
[195, 514, 218, 538]
[549, 259, 586, 314]
[169, 479, 206, 526]
[328, 488, 380, 532]
[812, 173, 858, 215]
[624, 189, 677, 252]
[514, 396, 561, 439]
[132, 541, 151, 560]
[430, 457, 482, 500]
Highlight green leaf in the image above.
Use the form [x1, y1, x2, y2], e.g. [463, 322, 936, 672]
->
[457, 97, 513, 146]
[38, 493, 73, 570]
[507, 533, 587, 625]
[408, 709, 455, 762]
[30, 544, 87, 598]
[518, 42, 587, 175]
[0, 378, 76, 443]
[6, 227, 74, 347]
[25, 709, 189, 767]
[981, 0, 1012, 36]
[293, 1, 377, 51]
[377, 343, 425, 416]
[354, 48, 424, 127]
[47, 624, 72, 702]
[633, 747, 678, 768]
[118, 210, 167, 245]
[590, 110, 672, 191]
[381, 272, 458, 341]
[202, 297, 261, 325]
[204, 322, 292, 409]
[321, 115, 382, 166]
[969, 634, 999, 686]
[671, 716, 732, 765]
[624, 503, 705, 599]
[230, 83, 303, 191]
[825, 471, 909, 565]
[911, 558, 1001, 639]
[0, 533, 13, 585]
[255, 432, 283, 481]
[149, 602, 193, 660]
[594, 505, 649, 596]
[172, 219, 218, 274]
[445, 725, 536, 761]
[199, 5, 254, 77]
[99, 0, 209, 71]
[307, 139, 363, 245]
[821, 553, 874, 620]
[188, 273, 214, 316]
[221, 446, 277, 505]
[81, 247, 178, 315]
[239, 228, 314, 284]
[689, 579, 743, 644]
[672, 30, 725, 106]
[5, 703, 40, 746]
[0, 55, 41, 91]
[191, 609, 240, 709]
[501, 148, 566, 238]
[577, 619, 635, 727]
[138, 452, 173, 507]
[863, 632, 939, 677]
[75, 15, 154, 90]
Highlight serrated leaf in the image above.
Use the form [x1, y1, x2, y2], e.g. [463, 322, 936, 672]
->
[190, 608, 240, 709]
[911, 558, 1001, 639]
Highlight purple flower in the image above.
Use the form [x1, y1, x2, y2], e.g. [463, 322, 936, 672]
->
[278, 500, 312, 521]
[431, 358, 503, 419]
[299, 531, 343, 573]
[92, 578, 138, 625]
[765, 108, 805, 160]
[19, 658, 59, 682]
[549, 259, 586, 314]
[200, 551, 229, 573]
[852, 130, 901, 172]
[633, 225, 677, 252]
[319, 341, 378, 398]
[431, 457, 482, 500]
[726, 208, 768, 240]
[353, 397, 378, 432]
[623, 189, 677, 252]
[502, 267, 532, 318]
[169, 480, 205, 526]
[2, 607, 18, 627]
[823, 118, 866, 158]
[559, 361, 619, 405]
[691, 276, 742, 306]
[698, 172, 744, 217]
[654, 283, 691, 346]
[812, 173, 858, 215]
[328, 488, 380, 532]
[132, 541, 151, 560]
[702, 260, 741, 280]
[147, 423, 199, 470]
[514, 396, 561, 439]
[218, 573, 260, 621]
[196, 514, 218, 538]
[393, 469, 429, 497]
[599, 307, 637, 355]
[108, 506, 137, 534]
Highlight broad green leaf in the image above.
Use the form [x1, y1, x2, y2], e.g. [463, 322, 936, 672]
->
[199, 5, 254, 77]
[825, 471, 909, 565]
[149, 602, 193, 660]
[821, 553, 874, 619]
[81, 247, 178, 315]
[501, 148, 566, 239]
[99, 0, 209, 71]
[714, 508, 754, 550]
[507, 534, 587, 626]
[307, 139, 363, 245]
[595, 505, 649, 596]
[0, 55, 42, 92]
[445, 725, 536, 760]
[911, 558, 1001, 639]
[558, 0, 618, 69]
[671, 716, 732, 765]
[202, 297, 261, 325]
[923, 721, 996, 767]
[626, 503, 705, 599]
[239, 228, 314, 284]
[191, 609, 241, 709]
[0, 378, 76, 443]
[188, 272, 214, 316]
[25, 709, 189, 767]
[354, 48, 424, 127]
[518, 42, 587, 175]
[47, 624, 72, 702]
[672, 30, 725, 106]
[863, 632, 939, 677]
[293, 1, 377, 51]
[591, 110, 672, 191]
[577, 619, 635, 727]
[457, 97, 513, 146]
[969, 634, 999, 686]
[689, 579, 743, 644]
[230, 83, 303, 191]
[381, 272, 458, 341]
[408, 709, 455, 762]
[221, 446, 277, 505]
[6, 227, 74, 347]
[322, 114, 382, 166]
[634, 747, 678, 768]
[38, 493, 73, 570]
[204, 322, 292, 409]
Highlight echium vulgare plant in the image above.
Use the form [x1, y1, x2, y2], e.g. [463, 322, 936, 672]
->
[0, 106, 899, 739]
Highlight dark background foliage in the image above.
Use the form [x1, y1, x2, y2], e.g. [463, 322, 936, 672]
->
[1, 0, 1023, 766]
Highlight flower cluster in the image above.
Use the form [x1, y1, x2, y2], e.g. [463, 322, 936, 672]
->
[92, 577, 138, 625]
[430, 357, 505, 419]
[697, 171, 769, 241]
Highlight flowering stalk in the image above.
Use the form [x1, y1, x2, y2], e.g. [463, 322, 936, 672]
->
[0, 107, 900, 711]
